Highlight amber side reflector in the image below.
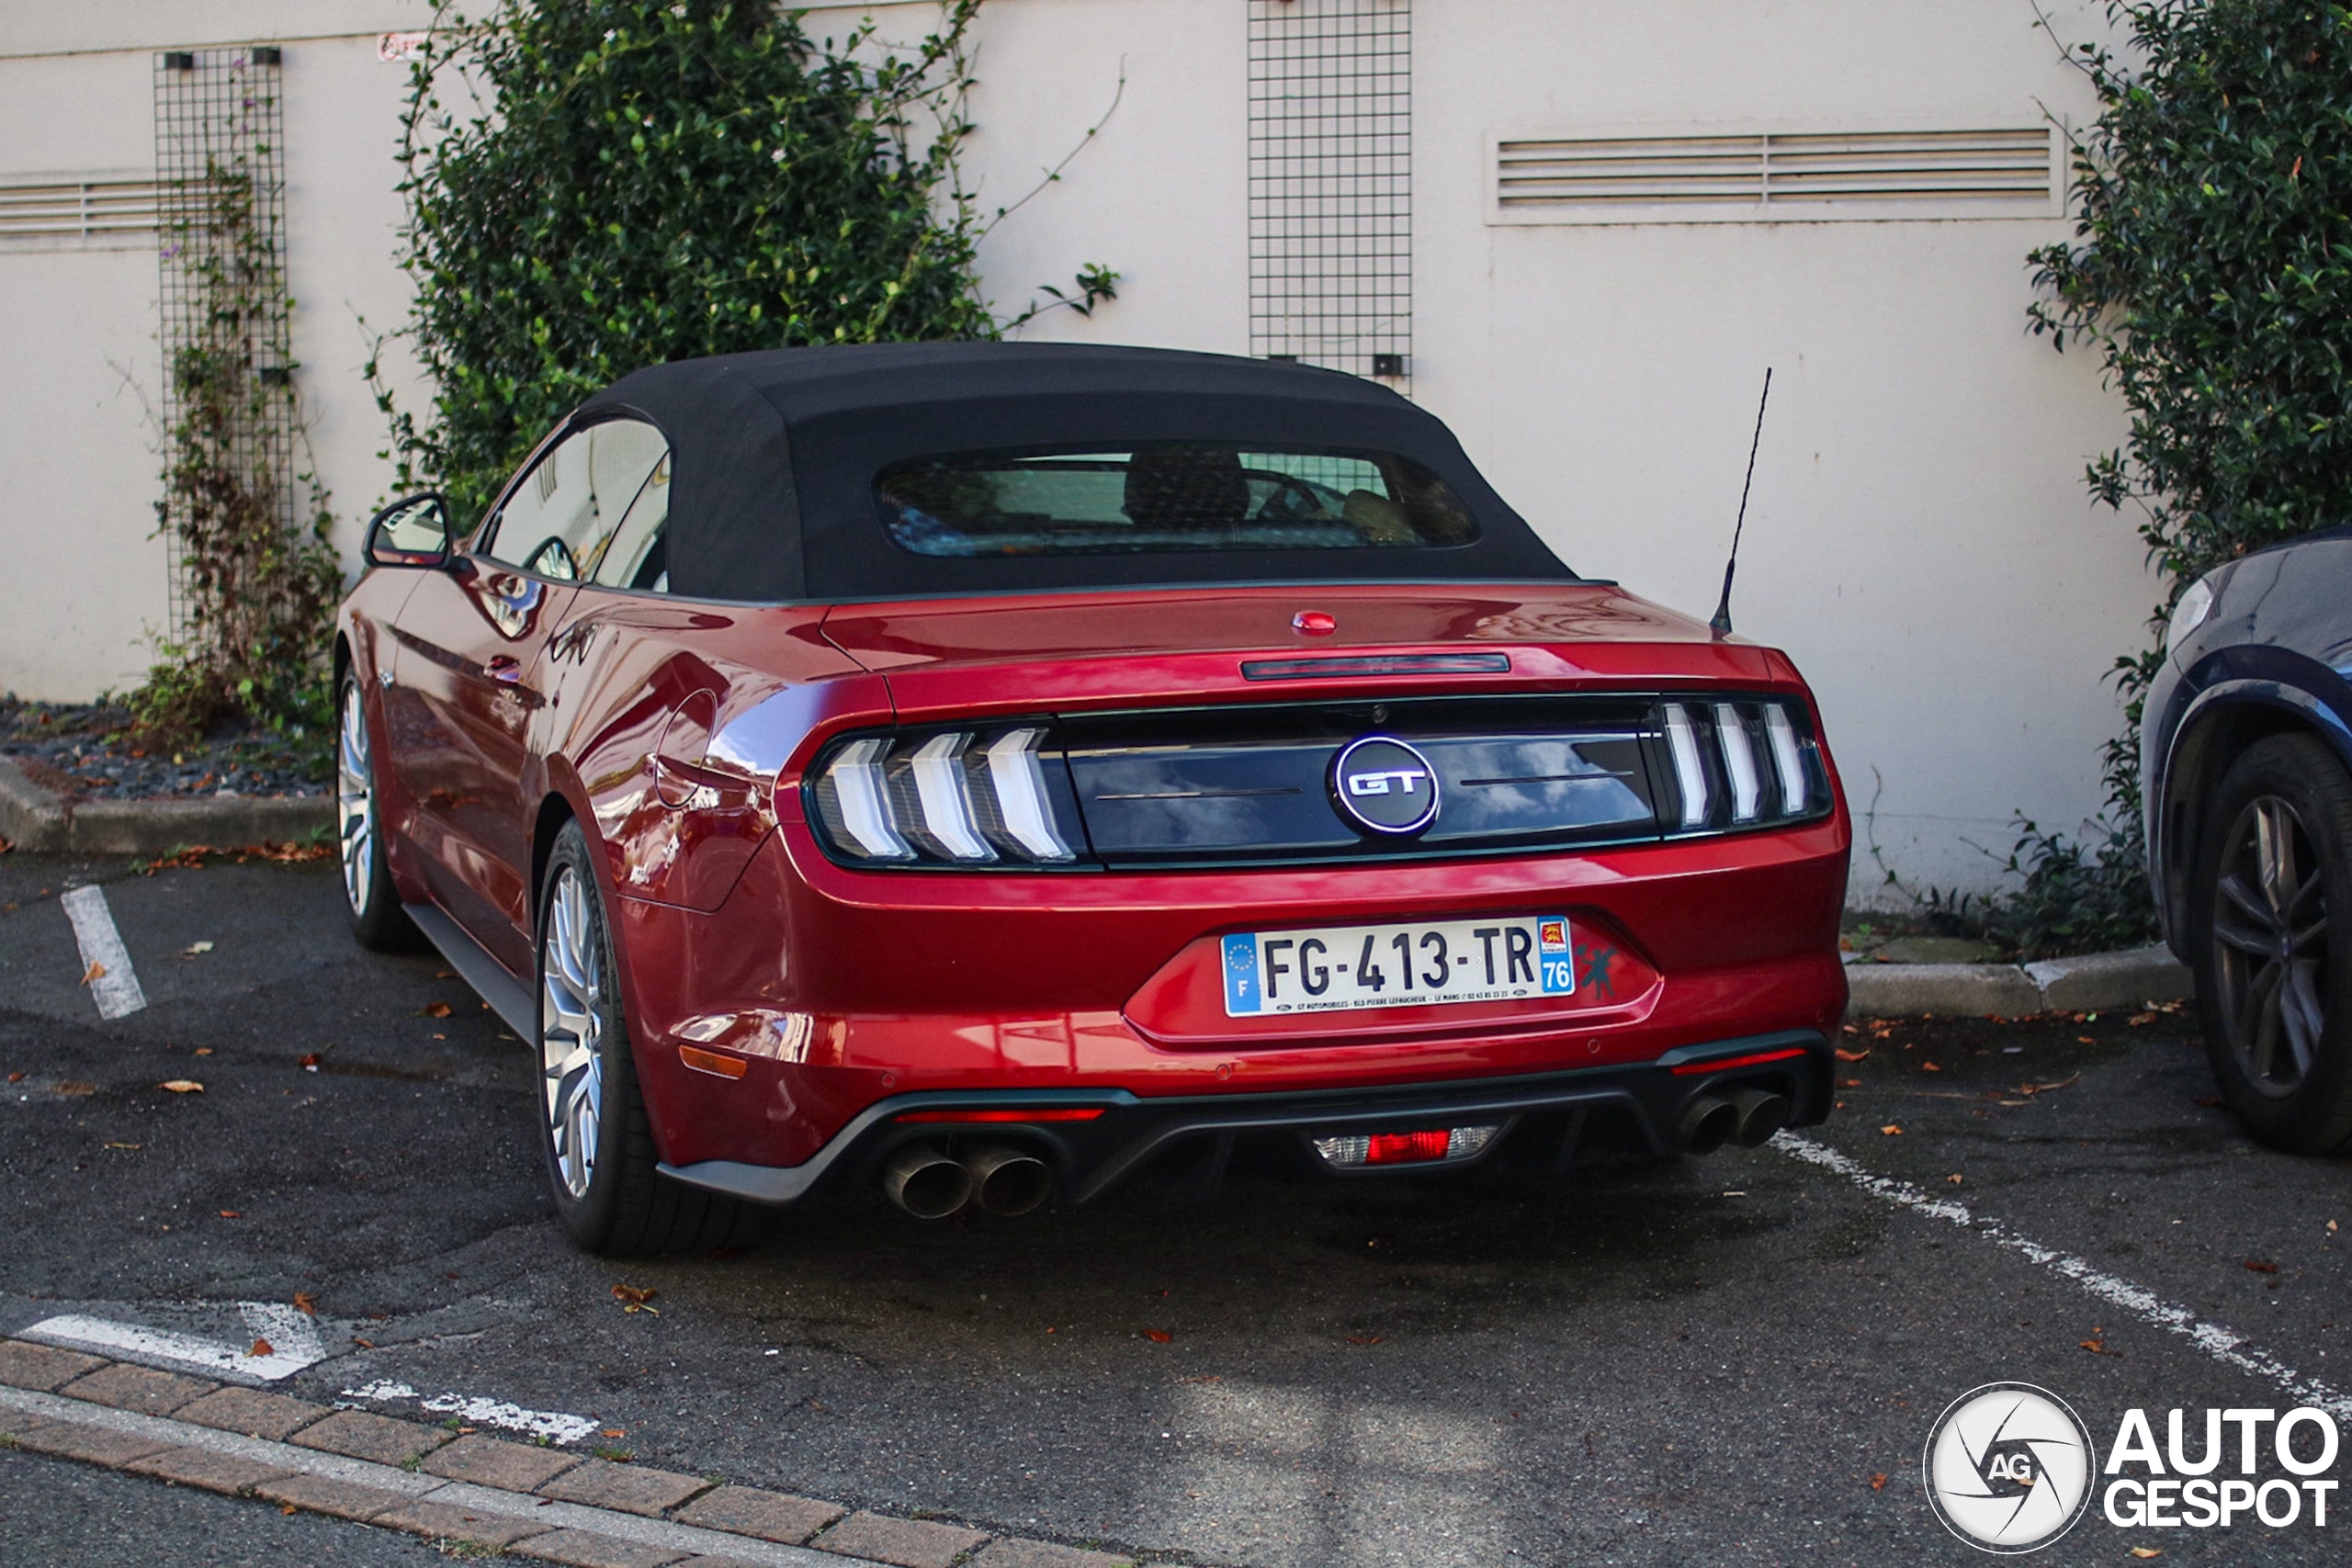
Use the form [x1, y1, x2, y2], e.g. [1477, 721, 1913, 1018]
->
[679, 1044, 749, 1079]
[894, 1107, 1105, 1123]
[1668, 1046, 1808, 1077]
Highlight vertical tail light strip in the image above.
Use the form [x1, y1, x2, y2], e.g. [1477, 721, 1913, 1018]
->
[910, 733, 994, 862]
[1713, 702, 1763, 822]
[1763, 704, 1810, 815]
[1662, 703, 1711, 828]
[985, 728, 1076, 862]
[831, 738, 914, 861]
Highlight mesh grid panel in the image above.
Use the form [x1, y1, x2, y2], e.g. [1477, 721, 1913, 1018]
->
[1247, 0, 1411, 389]
[153, 48, 294, 640]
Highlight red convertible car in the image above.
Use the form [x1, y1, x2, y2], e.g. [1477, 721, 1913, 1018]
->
[337, 344, 1850, 1254]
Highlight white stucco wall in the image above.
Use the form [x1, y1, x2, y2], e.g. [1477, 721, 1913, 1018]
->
[0, 0, 2148, 903]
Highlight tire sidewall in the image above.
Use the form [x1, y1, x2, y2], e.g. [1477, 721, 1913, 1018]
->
[537, 823, 634, 1247]
[339, 675, 408, 947]
[2189, 734, 2352, 1152]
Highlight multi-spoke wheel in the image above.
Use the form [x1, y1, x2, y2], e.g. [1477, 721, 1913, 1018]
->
[337, 672, 422, 952]
[534, 820, 756, 1254]
[2191, 734, 2352, 1154]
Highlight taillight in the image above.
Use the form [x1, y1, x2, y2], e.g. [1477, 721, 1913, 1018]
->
[807, 725, 1082, 868]
[1654, 696, 1827, 834]
[1311, 1124, 1499, 1167]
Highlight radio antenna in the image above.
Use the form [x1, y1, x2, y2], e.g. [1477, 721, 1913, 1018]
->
[1710, 366, 1773, 637]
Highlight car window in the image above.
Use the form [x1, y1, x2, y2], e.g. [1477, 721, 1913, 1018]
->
[485, 418, 668, 581]
[874, 444, 1478, 558]
[591, 449, 673, 592]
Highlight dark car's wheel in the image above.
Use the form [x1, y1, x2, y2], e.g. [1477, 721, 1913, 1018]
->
[537, 820, 755, 1255]
[338, 674, 424, 953]
[2190, 733, 2352, 1155]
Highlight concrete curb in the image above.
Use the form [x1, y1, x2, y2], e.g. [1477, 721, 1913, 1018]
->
[0, 1341, 1146, 1568]
[0, 755, 329, 855]
[1846, 945, 2192, 1018]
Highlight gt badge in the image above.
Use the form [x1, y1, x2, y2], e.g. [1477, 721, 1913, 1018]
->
[1329, 735, 1441, 837]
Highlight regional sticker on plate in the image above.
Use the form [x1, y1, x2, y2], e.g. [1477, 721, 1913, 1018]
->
[1222, 915, 1574, 1016]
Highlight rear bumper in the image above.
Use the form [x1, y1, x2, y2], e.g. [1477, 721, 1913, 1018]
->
[657, 1028, 1833, 1207]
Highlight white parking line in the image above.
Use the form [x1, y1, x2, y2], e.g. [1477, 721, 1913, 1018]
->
[59, 885, 146, 1020]
[21, 1302, 325, 1382]
[1771, 1132, 2352, 1419]
[338, 1378, 599, 1445]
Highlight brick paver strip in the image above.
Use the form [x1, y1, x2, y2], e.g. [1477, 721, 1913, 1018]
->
[58, 1362, 219, 1416]
[254, 1471, 411, 1522]
[9, 1416, 174, 1468]
[0, 1339, 109, 1392]
[510, 1528, 691, 1567]
[372, 1495, 559, 1549]
[673, 1484, 844, 1544]
[812, 1511, 990, 1568]
[970, 1539, 1138, 1568]
[174, 1385, 335, 1441]
[423, 1431, 585, 1491]
[288, 1408, 452, 1466]
[538, 1456, 711, 1517]
[121, 1444, 293, 1496]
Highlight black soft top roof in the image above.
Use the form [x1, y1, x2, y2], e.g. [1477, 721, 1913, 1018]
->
[576, 342, 1574, 602]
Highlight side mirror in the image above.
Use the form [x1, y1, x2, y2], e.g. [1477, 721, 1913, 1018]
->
[364, 492, 455, 569]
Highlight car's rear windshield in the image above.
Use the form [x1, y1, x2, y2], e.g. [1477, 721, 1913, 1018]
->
[875, 444, 1479, 558]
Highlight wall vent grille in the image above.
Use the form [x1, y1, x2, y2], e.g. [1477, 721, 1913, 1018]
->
[0, 177, 164, 246]
[1492, 127, 2058, 224]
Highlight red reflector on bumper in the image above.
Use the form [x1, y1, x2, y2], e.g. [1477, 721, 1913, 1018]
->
[894, 1108, 1106, 1123]
[1365, 1130, 1452, 1165]
[1668, 1046, 1808, 1077]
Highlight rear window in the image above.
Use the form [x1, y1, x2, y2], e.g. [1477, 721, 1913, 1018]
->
[875, 445, 1479, 558]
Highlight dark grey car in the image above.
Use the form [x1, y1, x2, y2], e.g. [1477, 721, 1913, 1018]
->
[2143, 526, 2352, 1154]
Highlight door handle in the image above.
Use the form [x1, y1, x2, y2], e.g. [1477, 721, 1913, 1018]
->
[485, 656, 524, 683]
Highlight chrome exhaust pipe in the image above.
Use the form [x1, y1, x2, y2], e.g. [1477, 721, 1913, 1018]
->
[881, 1145, 972, 1219]
[1727, 1087, 1792, 1147]
[965, 1143, 1052, 1217]
[1677, 1096, 1739, 1156]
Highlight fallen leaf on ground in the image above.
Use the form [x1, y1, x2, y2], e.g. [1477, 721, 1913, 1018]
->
[350, 1337, 375, 1349]
[193, 1047, 213, 1056]
[292, 1292, 317, 1316]
[2129, 1012, 2155, 1026]
[1870, 1472, 1887, 1491]
[1946, 1174, 1963, 1185]
[158, 1079, 203, 1093]
[2245, 1260, 2280, 1274]
[611, 1283, 660, 1314]
[6, 1071, 20, 1083]
[247, 1338, 274, 1358]
[2014, 1073, 2081, 1097]
[1879, 1124, 1903, 1135]
[218, 1210, 241, 1219]
[1144, 1328, 1173, 1343]
[56, 1081, 96, 1097]
[185, 941, 214, 955]
[103, 1141, 140, 1150]
[601, 1427, 627, 1438]
[1835, 1047, 1871, 1062]
[1921, 1062, 1941, 1072]
[2130, 1547, 2163, 1558]
[1346, 1334, 1383, 1346]
[2081, 1337, 2108, 1354]
[80, 961, 107, 986]
[2077, 1034, 2097, 1044]
[421, 1001, 453, 1019]
[298, 1053, 319, 1068]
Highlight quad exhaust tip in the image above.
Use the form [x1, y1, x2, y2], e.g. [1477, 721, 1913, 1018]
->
[1678, 1087, 1793, 1155]
[1727, 1087, 1792, 1147]
[880, 1142, 1053, 1219]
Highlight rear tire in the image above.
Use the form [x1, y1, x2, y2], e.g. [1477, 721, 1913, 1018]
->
[536, 820, 759, 1255]
[2189, 733, 2352, 1155]
[338, 674, 424, 953]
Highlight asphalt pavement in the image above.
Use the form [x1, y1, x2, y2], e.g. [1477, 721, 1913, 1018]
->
[1, 852, 2346, 1567]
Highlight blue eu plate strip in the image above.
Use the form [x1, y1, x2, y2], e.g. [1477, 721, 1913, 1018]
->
[1223, 932, 1262, 1014]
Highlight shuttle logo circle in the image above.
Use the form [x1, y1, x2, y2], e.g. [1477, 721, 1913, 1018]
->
[1330, 736, 1440, 836]
[1923, 1382, 2097, 1553]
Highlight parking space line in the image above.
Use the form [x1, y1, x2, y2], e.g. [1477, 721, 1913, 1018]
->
[59, 885, 146, 1020]
[1771, 1131, 2352, 1420]
[22, 1304, 325, 1383]
[338, 1377, 599, 1445]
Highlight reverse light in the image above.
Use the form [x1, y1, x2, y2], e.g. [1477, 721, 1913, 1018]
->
[809, 724, 1080, 868]
[1656, 696, 1826, 834]
[1311, 1124, 1498, 1167]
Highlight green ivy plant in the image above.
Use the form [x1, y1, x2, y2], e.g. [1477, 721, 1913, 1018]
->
[139, 154, 344, 744]
[1914, 1, 2352, 959]
[375, 0, 1115, 522]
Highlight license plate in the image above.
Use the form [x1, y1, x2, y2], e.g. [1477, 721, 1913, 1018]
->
[1221, 915, 1574, 1016]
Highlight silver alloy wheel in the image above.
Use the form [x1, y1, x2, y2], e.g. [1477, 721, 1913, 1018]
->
[540, 864, 605, 1200]
[336, 680, 374, 916]
[2211, 793, 2330, 1096]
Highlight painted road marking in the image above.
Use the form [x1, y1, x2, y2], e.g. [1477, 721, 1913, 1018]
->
[1771, 1132, 2352, 1420]
[338, 1378, 598, 1445]
[60, 885, 146, 1020]
[22, 1301, 325, 1382]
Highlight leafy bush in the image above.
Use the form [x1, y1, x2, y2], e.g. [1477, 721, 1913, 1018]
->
[1921, 1, 2352, 956]
[378, 0, 1112, 519]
